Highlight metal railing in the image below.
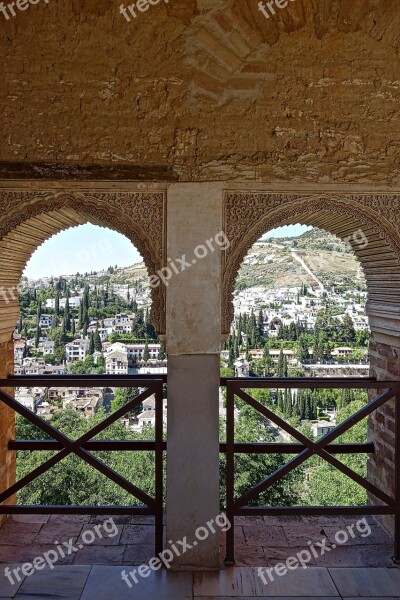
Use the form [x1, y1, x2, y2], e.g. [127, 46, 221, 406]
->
[1, 374, 399, 564]
[221, 377, 400, 565]
[0, 375, 167, 556]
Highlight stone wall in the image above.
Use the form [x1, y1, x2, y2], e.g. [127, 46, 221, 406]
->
[1, 1, 400, 184]
[0, 340, 15, 525]
[368, 338, 399, 536]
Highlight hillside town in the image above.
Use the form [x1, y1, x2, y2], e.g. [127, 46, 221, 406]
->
[13, 259, 369, 431]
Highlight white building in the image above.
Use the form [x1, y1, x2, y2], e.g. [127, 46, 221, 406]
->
[311, 422, 336, 438]
[137, 408, 168, 431]
[105, 349, 129, 374]
[39, 314, 53, 328]
[43, 341, 55, 355]
[65, 339, 89, 362]
[46, 296, 82, 310]
[106, 342, 160, 362]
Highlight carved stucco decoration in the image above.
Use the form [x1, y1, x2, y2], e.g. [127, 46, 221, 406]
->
[222, 192, 400, 335]
[0, 190, 166, 334]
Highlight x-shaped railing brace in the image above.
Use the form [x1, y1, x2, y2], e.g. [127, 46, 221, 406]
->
[0, 385, 159, 509]
[232, 386, 397, 510]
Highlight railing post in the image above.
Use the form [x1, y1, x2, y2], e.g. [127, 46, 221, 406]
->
[155, 380, 164, 556]
[225, 382, 235, 565]
[395, 386, 400, 564]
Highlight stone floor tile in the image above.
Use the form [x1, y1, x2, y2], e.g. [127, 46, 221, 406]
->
[73, 545, 126, 565]
[302, 516, 347, 527]
[329, 567, 400, 597]
[263, 547, 317, 567]
[355, 544, 395, 567]
[196, 597, 340, 600]
[311, 545, 363, 568]
[194, 566, 339, 597]
[243, 525, 289, 548]
[14, 565, 90, 600]
[233, 545, 266, 567]
[80, 565, 192, 600]
[130, 515, 157, 525]
[0, 564, 26, 597]
[341, 515, 377, 526]
[0, 532, 38, 546]
[236, 516, 265, 526]
[33, 523, 83, 545]
[263, 516, 304, 526]
[122, 544, 157, 564]
[0, 545, 75, 565]
[76, 523, 122, 546]
[0, 522, 42, 535]
[10, 515, 50, 525]
[283, 524, 332, 547]
[89, 515, 131, 525]
[233, 526, 246, 545]
[324, 525, 391, 547]
[48, 515, 90, 524]
[0, 522, 43, 546]
[120, 524, 155, 545]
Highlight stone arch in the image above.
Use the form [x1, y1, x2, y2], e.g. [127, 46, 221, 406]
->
[0, 190, 166, 342]
[222, 192, 400, 337]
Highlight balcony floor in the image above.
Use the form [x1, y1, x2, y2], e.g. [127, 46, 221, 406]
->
[0, 515, 398, 599]
[0, 564, 400, 599]
[0, 514, 394, 568]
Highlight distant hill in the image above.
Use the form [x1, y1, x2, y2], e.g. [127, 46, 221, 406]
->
[271, 228, 353, 253]
[27, 229, 366, 294]
[236, 228, 365, 291]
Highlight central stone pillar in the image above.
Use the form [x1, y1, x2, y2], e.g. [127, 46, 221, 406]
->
[166, 182, 223, 569]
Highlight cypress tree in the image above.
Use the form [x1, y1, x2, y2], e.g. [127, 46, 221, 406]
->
[88, 331, 95, 355]
[94, 328, 102, 352]
[78, 301, 83, 330]
[54, 292, 60, 318]
[277, 350, 285, 377]
[143, 338, 150, 362]
[35, 325, 42, 348]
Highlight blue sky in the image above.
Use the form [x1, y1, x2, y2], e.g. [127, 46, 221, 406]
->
[24, 224, 143, 279]
[261, 224, 310, 240]
[24, 223, 312, 279]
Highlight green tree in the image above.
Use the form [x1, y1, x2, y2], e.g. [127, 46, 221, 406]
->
[305, 400, 367, 506]
[297, 334, 310, 363]
[143, 338, 150, 362]
[16, 409, 158, 506]
[35, 324, 42, 348]
[219, 400, 304, 509]
[340, 314, 356, 344]
[54, 292, 60, 320]
[64, 295, 71, 332]
[111, 387, 141, 414]
[94, 328, 102, 352]
[276, 350, 288, 377]
[88, 331, 95, 355]
[256, 310, 265, 345]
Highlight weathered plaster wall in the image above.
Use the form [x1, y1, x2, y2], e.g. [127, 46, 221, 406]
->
[1, 0, 400, 183]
